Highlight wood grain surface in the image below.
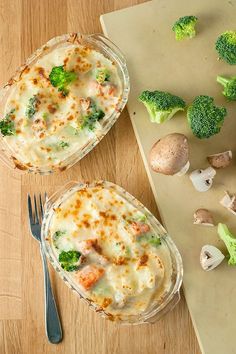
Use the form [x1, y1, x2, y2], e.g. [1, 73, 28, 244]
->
[0, 1, 200, 353]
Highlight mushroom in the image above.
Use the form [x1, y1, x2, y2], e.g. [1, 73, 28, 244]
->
[207, 150, 232, 169]
[189, 167, 216, 192]
[193, 209, 214, 226]
[149, 133, 189, 175]
[220, 191, 236, 215]
[200, 245, 225, 271]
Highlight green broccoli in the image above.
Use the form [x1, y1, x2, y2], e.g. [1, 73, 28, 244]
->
[49, 66, 77, 96]
[58, 141, 69, 149]
[217, 75, 236, 101]
[26, 95, 39, 118]
[218, 223, 236, 265]
[139, 90, 186, 123]
[95, 68, 110, 84]
[82, 101, 105, 131]
[187, 95, 227, 139]
[58, 250, 81, 272]
[138, 233, 161, 248]
[172, 16, 198, 41]
[52, 230, 65, 249]
[0, 109, 16, 136]
[215, 31, 236, 65]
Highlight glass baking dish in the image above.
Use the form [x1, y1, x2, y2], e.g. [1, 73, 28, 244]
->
[0, 33, 130, 174]
[41, 181, 183, 324]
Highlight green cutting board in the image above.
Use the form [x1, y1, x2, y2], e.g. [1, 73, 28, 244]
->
[101, 1, 236, 353]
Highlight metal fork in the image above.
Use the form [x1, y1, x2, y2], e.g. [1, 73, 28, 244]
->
[28, 194, 62, 344]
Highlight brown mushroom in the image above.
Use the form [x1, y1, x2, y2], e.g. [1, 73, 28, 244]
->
[193, 209, 214, 226]
[207, 150, 232, 169]
[149, 133, 189, 175]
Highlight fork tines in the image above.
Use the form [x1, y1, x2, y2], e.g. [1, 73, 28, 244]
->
[27, 193, 46, 225]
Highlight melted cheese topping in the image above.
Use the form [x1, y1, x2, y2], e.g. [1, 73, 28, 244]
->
[3, 44, 122, 171]
[48, 185, 173, 320]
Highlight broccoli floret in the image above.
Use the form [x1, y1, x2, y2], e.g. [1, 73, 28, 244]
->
[58, 141, 69, 149]
[138, 233, 161, 248]
[187, 95, 227, 139]
[172, 16, 198, 41]
[49, 66, 77, 96]
[217, 75, 236, 101]
[139, 90, 186, 123]
[0, 109, 15, 136]
[82, 101, 105, 131]
[215, 31, 236, 65]
[58, 250, 81, 272]
[95, 68, 110, 84]
[218, 223, 236, 265]
[26, 95, 39, 118]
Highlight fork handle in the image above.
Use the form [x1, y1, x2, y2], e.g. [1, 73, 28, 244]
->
[40, 244, 63, 344]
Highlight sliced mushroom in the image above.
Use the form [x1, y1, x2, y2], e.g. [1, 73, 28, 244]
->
[207, 150, 232, 169]
[189, 167, 216, 192]
[220, 191, 236, 215]
[193, 209, 214, 226]
[149, 133, 189, 175]
[200, 245, 225, 271]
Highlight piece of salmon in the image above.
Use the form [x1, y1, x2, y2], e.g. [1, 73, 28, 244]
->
[76, 264, 104, 290]
[130, 221, 150, 236]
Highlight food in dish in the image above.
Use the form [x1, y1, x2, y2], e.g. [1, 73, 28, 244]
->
[46, 182, 180, 321]
[0, 34, 128, 173]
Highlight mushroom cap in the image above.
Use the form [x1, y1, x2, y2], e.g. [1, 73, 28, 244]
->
[149, 133, 189, 175]
[207, 150, 232, 169]
[193, 208, 214, 226]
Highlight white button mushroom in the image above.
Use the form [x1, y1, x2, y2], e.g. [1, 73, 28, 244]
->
[149, 133, 189, 176]
[193, 209, 214, 226]
[207, 150, 232, 169]
[189, 167, 216, 192]
[200, 245, 225, 271]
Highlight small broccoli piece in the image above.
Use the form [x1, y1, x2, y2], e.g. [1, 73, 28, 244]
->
[82, 101, 105, 131]
[59, 141, 69, 149]
[138, 233, 161, 247]
[217, 75, 236, 101]
[49, 66, 77, 96]
[172, 16, 198, 41]
[215, 31, 236, 65]
[53, 230, 65, 249]
[139, 90, 186, 123]
[0, 109, 16, 136]
[42, 112, 49, 120]
[218, 223, 236, 265]
[26, 95, 39, 118]
[187, 95, 227, 139]
[147, 235, 162, 247]
[58, 250, 81, 272]
[95, 68, 110, 84]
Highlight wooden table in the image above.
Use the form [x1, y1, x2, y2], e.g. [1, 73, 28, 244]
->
[0, 1, 200, 353]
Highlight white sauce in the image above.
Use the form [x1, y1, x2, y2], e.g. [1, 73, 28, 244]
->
[48, 185, 173, 319]
[3, 43, 122, 170]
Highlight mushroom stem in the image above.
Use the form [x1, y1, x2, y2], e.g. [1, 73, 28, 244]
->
[176, 161, 190, 176]
[190, 167, 216, 192]
[200, 245, 225, 271]
[220, 191, 236, 215]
